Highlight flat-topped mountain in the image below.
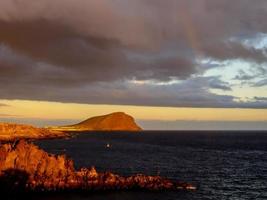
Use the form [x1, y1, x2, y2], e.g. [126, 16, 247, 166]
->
[50, 112, 142, 131]
[0, 123, 66, 141]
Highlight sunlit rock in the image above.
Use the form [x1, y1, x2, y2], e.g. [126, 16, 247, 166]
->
[0, 140, 196, 193]
[49, 112, 142, 131]
[0, 123, 66, 141]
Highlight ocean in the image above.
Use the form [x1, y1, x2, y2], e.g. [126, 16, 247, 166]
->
[34, 131, 267, 200]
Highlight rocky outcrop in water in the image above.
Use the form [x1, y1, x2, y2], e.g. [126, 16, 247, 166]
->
[50, 112, 142, 132]
[0, 140, 196, 193]
[0, 123, 66, 141]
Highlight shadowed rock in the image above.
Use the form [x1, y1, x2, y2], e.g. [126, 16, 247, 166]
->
[0, 140, 196, 193]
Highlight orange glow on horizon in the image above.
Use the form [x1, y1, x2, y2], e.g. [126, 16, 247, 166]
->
[0, 99, 267, 122]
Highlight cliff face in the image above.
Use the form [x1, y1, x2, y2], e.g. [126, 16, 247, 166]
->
[0, 140, 195, 192]
[0, 123, 66, 141]
[52, 112, 142, 131]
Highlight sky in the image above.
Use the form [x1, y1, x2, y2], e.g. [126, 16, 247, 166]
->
[0, 0, 267, 130]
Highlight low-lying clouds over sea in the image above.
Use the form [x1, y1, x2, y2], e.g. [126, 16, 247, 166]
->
[0, 0, 267, 108]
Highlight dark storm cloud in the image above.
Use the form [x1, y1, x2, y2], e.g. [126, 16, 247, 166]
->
[208, 77, 232, 91]
[254, 97, 267, 101]
[253, 79, 267, 87]
[1, 0, 267, 66]
[0, 43, 195, 88]
[234, 70, 255, 81]
[0, 0, 267, 108]
[201, 41, 267, 63]
[1, 74, 266, 109]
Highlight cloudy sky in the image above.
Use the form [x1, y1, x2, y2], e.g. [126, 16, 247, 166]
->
[0, 0, 267, 129]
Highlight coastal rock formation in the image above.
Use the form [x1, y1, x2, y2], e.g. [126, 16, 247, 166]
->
[0, 123, 66, 141]
[0, 140, 196, 193]
[50, 112, 142, 132]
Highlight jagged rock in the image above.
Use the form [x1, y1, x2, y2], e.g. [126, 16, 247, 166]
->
[49, 112, 142, 131]
[0, 123, 66, 141]
[0, 140, 196, 193]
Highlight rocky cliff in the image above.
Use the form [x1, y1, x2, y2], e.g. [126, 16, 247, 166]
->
[50, 112, 142, 131]
[0, 123, 66, 141]
[0, 140, 196, 193]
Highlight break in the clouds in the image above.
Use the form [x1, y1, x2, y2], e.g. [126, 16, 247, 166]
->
[0, 0, 267, 108]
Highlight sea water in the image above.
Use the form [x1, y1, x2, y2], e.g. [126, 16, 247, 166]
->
[34, 131, 267, 200]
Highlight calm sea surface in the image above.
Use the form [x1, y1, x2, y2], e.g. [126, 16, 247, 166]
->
[33, 131, 267, 200]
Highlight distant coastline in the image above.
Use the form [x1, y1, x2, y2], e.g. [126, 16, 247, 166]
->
[0, 112, 141, 141]
[0, 122, 66, 141]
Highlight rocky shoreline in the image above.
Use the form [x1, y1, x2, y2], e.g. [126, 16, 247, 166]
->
[0, 140, 196, 193]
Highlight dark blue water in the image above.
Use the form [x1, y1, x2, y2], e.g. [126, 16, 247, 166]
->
[34, 131, 267, 200]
